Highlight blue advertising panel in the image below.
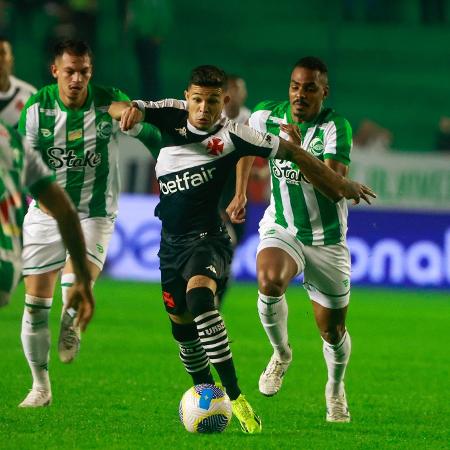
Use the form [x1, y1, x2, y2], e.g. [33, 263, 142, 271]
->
[105, 194, 450, 289]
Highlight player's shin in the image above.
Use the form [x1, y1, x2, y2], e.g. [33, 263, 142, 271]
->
[170, 319, 214, 385]
[186, 287, 240, 400]
[322, 330, 351, 395]
[21, 295, 52, 390]
[257, 292, 291, 359]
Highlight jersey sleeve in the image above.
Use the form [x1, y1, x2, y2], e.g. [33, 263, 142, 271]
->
[18, 95, 40, 149]
[23, 137, 55, 197]
[228, 122, 279, 159]
[248, 100, 276, 132]
[323, 117, 352, 165]
[133, 99, 187, 132]
[113, 88, 131, 102]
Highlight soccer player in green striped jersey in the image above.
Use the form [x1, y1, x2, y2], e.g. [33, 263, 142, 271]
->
[229, 57, 364, 423]
[0, 118, 94, 324]
[17, 40, 161, 408]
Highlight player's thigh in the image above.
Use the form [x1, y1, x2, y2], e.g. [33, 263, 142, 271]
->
[22, 208, 67, 277]
[182, 236, 232, 298]
[257, 223, 305, 282]
[24, 270, 60, 298]
[79, 217, 115, 271]
[303, 243, 351, 309]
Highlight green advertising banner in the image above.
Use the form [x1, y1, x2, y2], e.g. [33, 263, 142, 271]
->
[350, 151, 450, 210]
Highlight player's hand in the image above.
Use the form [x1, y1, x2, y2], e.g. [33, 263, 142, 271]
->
[226, 194, 247, 224]
[280, 123, 302, 146]
[343, 179, 377, 205]
[119, 105, 144, 132]
[66, 281, 95, 332]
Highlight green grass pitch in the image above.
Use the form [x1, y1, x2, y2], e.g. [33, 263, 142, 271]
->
[1, 280, 449, 449]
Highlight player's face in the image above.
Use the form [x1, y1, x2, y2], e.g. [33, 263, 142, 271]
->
[289, 66, 328, 122]
[52, 52, 92, 106]
[0, 41, 13, 79]
[185, 85, 228, 130]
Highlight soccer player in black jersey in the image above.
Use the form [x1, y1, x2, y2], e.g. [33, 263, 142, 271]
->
[109, 65, 375, 434]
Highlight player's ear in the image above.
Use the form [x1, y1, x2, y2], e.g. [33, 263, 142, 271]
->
[184, 90, 189, 101]
[323, 84, 329, 99]
[223, 94, 231, 105]
[50, 64, 58, 79]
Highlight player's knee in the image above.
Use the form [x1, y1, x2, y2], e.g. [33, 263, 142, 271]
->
[0, 292, 11, 307]
[186, 287, 215, 317]
[170, 319, 198, 342]
[320, 325, 346, 345]
[257, 270, 288, 297]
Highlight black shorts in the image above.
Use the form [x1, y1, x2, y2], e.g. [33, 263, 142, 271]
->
[158, 227, 233, 315]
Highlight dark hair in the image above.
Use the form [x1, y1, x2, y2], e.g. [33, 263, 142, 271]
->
[53, 39, 93, 61]
[0, 35, 10, 43]
[293, 56, 328, 75]
[188, 65, 227, 89]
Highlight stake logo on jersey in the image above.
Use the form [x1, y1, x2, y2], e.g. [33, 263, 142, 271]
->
[271, 160, 310, 186]
[134, 98, 279, 235]
[46, 146, 102, 170]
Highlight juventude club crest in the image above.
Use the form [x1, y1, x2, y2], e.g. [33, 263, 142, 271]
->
[308, 137, 325, 156]
[96, 121, 112, 139]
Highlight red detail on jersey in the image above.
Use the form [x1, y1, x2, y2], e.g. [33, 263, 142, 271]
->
[207, 137, 224, 156]
[15, 100, 24, 111]
[163, 291, 175, 308]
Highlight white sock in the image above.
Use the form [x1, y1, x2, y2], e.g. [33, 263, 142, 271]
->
[61, 273, 77, 317]
[323, 330, 351, 395]
[258, 292, 291, 360]
[21, 295, 52, 390]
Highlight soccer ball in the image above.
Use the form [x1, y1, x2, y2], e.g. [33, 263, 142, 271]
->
[179, 384, 232, 433]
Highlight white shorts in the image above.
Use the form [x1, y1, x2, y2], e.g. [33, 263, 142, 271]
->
[22, 207, 114, 276]
[257, 223, 351, 309]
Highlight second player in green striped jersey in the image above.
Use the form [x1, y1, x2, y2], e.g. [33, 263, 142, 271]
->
[249, 100, 352, 246]
[19, 80, 160, 219]
[228, 57, 374, 424]
[17, 39, 160, 409]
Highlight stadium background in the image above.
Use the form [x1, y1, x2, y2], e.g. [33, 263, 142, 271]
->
[1, 1, 449, 448]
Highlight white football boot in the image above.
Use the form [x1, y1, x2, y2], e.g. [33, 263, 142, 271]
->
[259, 351, 292, 396]
[19, 387, 52, 408]
[326, 382, 351, 423]
[58, 308, 81, 363]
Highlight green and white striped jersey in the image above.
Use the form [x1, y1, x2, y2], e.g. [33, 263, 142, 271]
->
[0, 120, 54, 293]
[19, 83, 161, 219]
[250, 100, 352, 246]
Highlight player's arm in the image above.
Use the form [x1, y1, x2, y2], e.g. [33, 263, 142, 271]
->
[36, 183, 94, 330]
[226, 156, 255, 224]
[24, 141, 94, 330]
[111, 91, 162, 158]
[275, 138, 375, 204]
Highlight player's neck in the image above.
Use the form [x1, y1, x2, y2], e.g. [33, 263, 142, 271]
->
[59, 90, 88, 109]
[0, 74, 11, 92]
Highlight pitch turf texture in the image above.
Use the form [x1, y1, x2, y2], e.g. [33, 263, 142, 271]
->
[1, 280, 448, 449]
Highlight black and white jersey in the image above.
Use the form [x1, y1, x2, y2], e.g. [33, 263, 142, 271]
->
[0, 76, 36, 127]
[134, 99, 279, 235]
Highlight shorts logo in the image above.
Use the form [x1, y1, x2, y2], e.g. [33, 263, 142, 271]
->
[96, 244, 104, 254]
[342, 279, 349, 287]
[96, 121, 112, 140]
[206, 265, 217, 275]
[163, 291, 175, 308]
[265, 229, 276, 235]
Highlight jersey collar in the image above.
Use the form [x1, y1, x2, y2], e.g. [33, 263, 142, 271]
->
[187, 117, 224, 135]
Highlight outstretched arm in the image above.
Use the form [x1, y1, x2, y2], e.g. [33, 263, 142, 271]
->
[275, 137, 375, 204]
[37, 183, 95, 331]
